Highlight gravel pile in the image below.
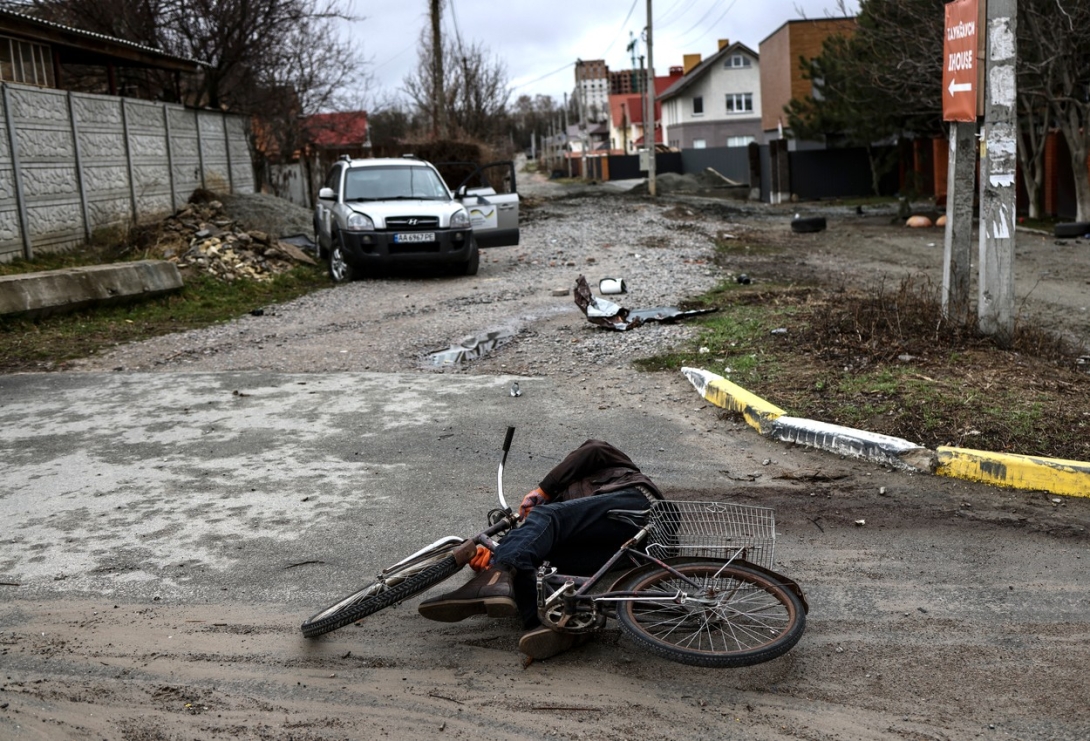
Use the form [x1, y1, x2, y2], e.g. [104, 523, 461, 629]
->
[72, 189, 733, 378]
[156, 198, 316, 282]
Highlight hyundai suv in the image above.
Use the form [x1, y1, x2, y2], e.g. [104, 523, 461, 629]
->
[314, 156, 519, 281]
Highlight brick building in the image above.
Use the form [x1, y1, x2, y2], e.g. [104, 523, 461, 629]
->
[758, 17, 856, 141]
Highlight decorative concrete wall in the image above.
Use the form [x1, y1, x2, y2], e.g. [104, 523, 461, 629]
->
[0, 82, 254, 262]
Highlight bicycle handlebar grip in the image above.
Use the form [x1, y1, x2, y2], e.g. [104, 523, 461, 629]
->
[502, 426, 515, 452]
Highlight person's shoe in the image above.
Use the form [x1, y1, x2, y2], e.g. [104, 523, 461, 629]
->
[417, 566, 518, 622]
[518, 626, 592, 660]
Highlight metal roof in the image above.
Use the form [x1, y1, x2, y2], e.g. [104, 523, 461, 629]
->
[0, 8, 205, 70]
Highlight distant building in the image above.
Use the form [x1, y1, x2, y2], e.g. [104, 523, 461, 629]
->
[607, 68, 683, 153]
[758, 17, 856, 142]
[658, 40, 762, 150]
[574, 59, 609, 123]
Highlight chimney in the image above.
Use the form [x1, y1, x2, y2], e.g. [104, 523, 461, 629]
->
[682, 54, 702, 74]
[718, 38, 731, 50]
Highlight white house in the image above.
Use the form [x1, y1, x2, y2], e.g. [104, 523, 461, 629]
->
[658, 40, 763, 150]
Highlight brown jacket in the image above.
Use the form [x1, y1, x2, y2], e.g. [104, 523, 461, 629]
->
[538, 439, 663, 503]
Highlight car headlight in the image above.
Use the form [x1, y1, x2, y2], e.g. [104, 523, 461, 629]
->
[345, 212, 375, 231]
[450, 209, 470, 229]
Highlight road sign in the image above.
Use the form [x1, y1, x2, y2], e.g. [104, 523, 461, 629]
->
[943, 0, 980, 122]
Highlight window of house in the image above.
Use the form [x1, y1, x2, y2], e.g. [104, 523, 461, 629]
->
[692, 96, 703, 115]
[725, 93, 753, 113]
[0, 37, 53, 87]
[724, 54, 751, 68]
[693, 139, 707, 149]
[726, 136, 755, 148]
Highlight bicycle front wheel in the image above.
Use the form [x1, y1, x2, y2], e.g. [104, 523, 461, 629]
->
[614, 559, 805, 668]
[301, 554, 462, 638]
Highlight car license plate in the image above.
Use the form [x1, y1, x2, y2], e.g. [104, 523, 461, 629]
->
[393, 232, 435, 243]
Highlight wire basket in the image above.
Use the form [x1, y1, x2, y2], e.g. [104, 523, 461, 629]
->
[645, 500, 776, 570]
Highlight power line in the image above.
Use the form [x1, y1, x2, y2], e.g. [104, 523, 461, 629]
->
[601, 0, 640, 57]
[678, 0, 737, 45]
[510, 61, 575, 92]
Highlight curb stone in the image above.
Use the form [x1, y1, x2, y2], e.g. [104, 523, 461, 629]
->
[682, 366, 1090, 498]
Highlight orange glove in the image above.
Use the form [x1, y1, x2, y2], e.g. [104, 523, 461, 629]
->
[518, 487, 550, 520]
[469, 545, 492, 572]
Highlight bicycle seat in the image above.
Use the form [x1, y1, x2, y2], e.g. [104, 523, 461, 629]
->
[606, 508, 651, 527]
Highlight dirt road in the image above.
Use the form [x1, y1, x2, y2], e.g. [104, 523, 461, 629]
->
[3, 182, 1090, 740]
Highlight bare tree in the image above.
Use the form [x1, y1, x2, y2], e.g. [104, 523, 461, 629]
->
[1022, 0, 1090, 221]
[403, 32, 510, 144]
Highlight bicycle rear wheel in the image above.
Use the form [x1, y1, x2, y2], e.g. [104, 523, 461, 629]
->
[614, 558, 805, 668]
[301, 553, 462, 637]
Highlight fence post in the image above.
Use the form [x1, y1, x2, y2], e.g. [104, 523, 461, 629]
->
[120, 99, 137, 223]
[221, 113, 234, 193]
[163, 104, 177, 212]
[194, 109, 206, 190]
[67, 91, 91, 242]
[3, 84, 32, 259]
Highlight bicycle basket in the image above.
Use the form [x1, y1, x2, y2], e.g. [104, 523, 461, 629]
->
[645, 500, 776, 570]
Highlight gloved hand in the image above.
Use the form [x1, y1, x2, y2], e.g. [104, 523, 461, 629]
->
[469, 544, 492, 572]
[518, 486, 550, 520]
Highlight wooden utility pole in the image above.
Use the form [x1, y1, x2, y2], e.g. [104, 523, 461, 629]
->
[977, 0, 1017, 345]
[430, 0, 446, 139]
[644, 0, 656, 196]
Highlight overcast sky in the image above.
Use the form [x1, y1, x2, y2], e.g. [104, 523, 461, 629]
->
[346, 0, 859, 106]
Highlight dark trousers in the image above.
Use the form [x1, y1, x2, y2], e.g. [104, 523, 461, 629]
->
[493, 487, 650, 627]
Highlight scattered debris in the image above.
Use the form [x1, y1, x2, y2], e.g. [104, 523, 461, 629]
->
[510, 381, 522, 397]
[573, 275, 715, 331]
[599, 277, 627, 294]
[427, 328, 515, 366]
[854, 519, 866, 526]
[791, 215, 827, 233]
[154, 198, 316, 282]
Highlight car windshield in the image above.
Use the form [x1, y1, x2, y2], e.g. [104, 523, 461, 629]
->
[343, 165, 449, 201]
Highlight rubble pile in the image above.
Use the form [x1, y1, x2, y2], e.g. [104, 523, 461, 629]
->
[156, 199, 316, 282]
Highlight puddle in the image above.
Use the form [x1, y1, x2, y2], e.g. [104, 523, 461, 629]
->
[426, 328, 515, 367]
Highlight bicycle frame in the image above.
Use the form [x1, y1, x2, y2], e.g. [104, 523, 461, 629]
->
[534, 518, 755, 631]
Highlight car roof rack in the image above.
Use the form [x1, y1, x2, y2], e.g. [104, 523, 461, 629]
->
[401, 153, 418, 159]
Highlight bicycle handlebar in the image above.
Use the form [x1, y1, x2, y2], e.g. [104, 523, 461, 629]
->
[497, 426, 515, 512]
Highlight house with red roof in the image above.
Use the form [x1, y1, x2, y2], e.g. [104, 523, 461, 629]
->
[606, 68, 682, 154]
[302, 111, 370, 161]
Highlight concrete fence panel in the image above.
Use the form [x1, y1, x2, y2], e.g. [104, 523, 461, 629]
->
[0, 82, 254, 263]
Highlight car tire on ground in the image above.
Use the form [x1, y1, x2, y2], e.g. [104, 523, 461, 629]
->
[460, 241, 480, 276]
[1054, 222, 1090, 238]
[791, 216, 827, 233]
[329, 236, 358, 283]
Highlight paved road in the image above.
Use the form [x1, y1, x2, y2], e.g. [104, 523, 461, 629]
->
[0, 369, 762, 605]
[4, 373, 1090, 739]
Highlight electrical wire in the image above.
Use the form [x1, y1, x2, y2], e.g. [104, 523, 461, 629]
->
[510, 61, 575, 91]
[678, 0, 736, 44]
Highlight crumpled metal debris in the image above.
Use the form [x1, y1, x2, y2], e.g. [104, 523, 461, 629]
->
[427, 328, 514, 366]
[573, 274, 715, 331]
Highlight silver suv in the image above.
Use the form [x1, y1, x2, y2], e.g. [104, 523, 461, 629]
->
[314, 156, 519, 281]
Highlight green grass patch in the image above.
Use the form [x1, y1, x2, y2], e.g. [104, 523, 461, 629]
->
[0, 264, 330, 372]
[640, 271, 1090, 462]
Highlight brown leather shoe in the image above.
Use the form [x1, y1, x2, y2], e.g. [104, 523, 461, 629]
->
[518, 626, 592, 660]
[417, 566, 518, 622]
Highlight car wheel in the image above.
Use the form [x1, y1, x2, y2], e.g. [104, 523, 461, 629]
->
[328, 236, 358, 283]
[791, 216, 827, 233]
[1054, 222, 1090, 238]
[460, 241, 480, 276]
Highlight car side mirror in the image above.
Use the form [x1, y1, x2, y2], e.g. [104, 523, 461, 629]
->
[318, 187, 335, 201]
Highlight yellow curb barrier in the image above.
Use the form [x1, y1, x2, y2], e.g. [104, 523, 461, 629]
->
[681, 367, 785, 434]
[936, 447, 1090, 498]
